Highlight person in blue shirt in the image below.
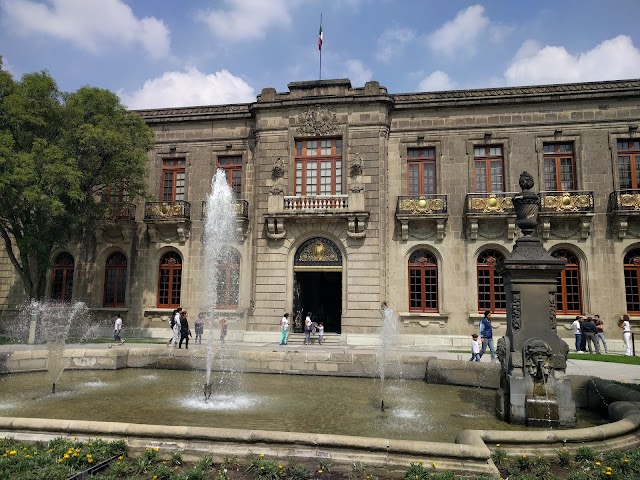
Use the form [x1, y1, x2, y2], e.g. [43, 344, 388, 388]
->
[479, 310, 496, 361]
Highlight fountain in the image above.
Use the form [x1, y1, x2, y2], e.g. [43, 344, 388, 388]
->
[378, 303, 400, 411]
[201, 169, 238, 399]
[18, 300, 91, 394]
[495, 172, 576, 427]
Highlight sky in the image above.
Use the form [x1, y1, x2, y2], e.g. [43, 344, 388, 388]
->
[2, 0, 640, 110]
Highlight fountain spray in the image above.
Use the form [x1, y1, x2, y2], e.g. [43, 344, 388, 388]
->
[378, 304, 399, 411]
[202, 169, 237, 399]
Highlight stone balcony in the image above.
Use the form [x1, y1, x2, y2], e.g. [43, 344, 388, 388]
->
[264, 188, 368, 239]
[395, 194, 448, 241]
[608, 189, 640, 239]
[144, 200, 191, 244]
[464, 193, 517, 241]
[201, 199, 250, 243]
[538, 191, 595, 240]
[97, 202, 137, 243]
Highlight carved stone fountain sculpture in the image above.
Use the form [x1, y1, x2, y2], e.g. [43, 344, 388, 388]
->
[495, 172, 576, 427]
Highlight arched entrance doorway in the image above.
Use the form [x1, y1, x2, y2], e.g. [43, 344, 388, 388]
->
[293, 238, 342, 334]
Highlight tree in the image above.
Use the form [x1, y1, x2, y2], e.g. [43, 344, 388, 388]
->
[0, 60, 153, 299]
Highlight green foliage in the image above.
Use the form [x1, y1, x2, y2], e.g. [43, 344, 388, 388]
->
[557, 449, 572, 467]
[317, 458, 332, 473]
[575, 447, 597, 463]
[0, 67, 153, 299]
[246, 455, 284, 480]
[287, 460, 312, 480]
[170, 449, 183, 466]
[491, 448, 508, 468]
[404, 461, 429, 480]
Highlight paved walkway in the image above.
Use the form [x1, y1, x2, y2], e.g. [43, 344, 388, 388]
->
[2, 339, 640, 384]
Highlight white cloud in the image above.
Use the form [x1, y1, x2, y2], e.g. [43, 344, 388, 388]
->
[120, 67, 255, 110]
[376, 26, 416, 63]
[0, 0, 170, 59]
[196, 0, 294, 42]
[418, 71, 456, 91]
[344, 59, 372, 87]
[504, 35, 640, 86]
[427, 4, 507, 57]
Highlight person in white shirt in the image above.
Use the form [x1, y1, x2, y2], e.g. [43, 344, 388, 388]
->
[167, 307, 182, 348]
[571, 316, 583, 353]
[304, 312, 313, 345]
[280, 313, 290, 345]
[469, 334, 481, 362]
[620, 314, 632, 356]
[113, 314, 124, 344]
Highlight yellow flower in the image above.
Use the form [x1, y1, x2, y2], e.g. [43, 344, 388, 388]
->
[418, 460, 423, 464]
[605, 472, 612, 476]
[153, 477, 158, 480]
[153, 447, 159, 452]
[259, 453, 265, 457]
[432, 462, 437, 468]
[318, 470, 323, 474]
[58, 458, 63, 463]
[24, 455, 30, 459]
[624, 458, 629, 463]
[596, 461, 601, 466]
[64, 454, 70, 459]
[278, 464, 283, 469]
[88, 458, 93, 463]
[74, 436, 78, 440]
[118, 456, 123, 460]
[522, 454, 527, 458]
[2, 454, 7, 458]
[9, 450, 16, 455]
[496, 444, 501, 447]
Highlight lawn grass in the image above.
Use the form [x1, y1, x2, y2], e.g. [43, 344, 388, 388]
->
[449, 349, 640, 365]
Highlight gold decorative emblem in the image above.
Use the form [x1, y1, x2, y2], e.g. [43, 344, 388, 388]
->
[620, 193, 640, 210]
[542, 192, 592, 211]
[468, 195, 513, 213]
[398, 196, 444, 214]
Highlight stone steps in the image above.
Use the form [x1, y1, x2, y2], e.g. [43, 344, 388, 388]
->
[284, 332, 341, 345]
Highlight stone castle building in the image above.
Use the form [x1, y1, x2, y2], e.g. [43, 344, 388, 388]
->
[1, 78, 640, 348]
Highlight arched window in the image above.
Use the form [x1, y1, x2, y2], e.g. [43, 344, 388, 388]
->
[624, 249, 640, 314]
[408, 249, 438, 312]
[217, 248, 240, 309]
[157, 251, 182, 308]
[52, 252, 74, 302]
[104, 252, 127, 307]
[551, 249, 582, 314]
[477, 249, 506, 313]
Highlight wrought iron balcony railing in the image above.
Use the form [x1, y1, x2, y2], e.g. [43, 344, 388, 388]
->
[464, 192, 516, 215]
[609, 189, 640, 212]
[396, 194, 448, 215]
[201, 200, 249, 219]
[538, 191, 594, 213]
[284, 195, 348, 210]
[144, 200, 191, 221]
[104, 202, 136, 222]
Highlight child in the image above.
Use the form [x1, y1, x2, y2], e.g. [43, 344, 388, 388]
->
[317, 322, 324, 345]
[469, 333, 481, 362]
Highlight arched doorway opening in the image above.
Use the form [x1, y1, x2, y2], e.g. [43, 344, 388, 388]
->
[293, 238, 342, 334]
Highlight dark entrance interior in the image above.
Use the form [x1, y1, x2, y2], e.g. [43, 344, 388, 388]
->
[294, 271, 342, 333]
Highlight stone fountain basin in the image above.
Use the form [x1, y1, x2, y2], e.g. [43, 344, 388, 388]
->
[0, 347, 639, 479]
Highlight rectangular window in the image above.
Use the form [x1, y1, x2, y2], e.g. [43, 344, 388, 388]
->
[162, 159, 186, 201]
[295, 139, 342, 195]
[407, 148, 436, 195]
[474, 146, 504, 193]
[218, 156, 243, 197]
[543, 143, 575, 191]
[617, 140, 640, 190]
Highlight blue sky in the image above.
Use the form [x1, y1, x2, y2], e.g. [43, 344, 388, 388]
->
[2, 0, 640, 109]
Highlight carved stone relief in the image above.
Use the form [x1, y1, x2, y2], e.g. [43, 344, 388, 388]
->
[296, 105, 339, 136]
[511, 292, 522, 333]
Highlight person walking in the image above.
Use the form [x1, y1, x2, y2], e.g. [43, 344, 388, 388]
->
[168, 307, 182, 348]
[219, 318, 228, 343]
[479, 310, 496, 361]
[317, 322, 324, 345]
[469, 333, 481, 362]
[179, 310, 191, 349]
[620, 314, 632, 356]
[113, 314, 124, 344]
[280, 313, 290, 345]
[194, 313, 204, 345]
[594, 314, 609, 353]
[581, 317, 600, 354]
[571, 315, 582, 353]
[304, 312, 313, 345]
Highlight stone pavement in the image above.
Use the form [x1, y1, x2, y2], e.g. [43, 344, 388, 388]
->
[2, 339, 639, 383]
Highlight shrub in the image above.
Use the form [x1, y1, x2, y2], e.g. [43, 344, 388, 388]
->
[575, 446, 597, 462]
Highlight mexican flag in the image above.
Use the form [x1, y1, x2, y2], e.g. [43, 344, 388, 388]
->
[318, 19, 323, 51]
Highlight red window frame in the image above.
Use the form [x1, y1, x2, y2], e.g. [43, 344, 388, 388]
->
[617, 140, 640, 190]
[157, 251, 182, 308]
[552, 249, 582, 314]
[474, 145, 504, 193]
[543, 143, 575, 191]
[216, 248, 240, 309]
[218, 156, 242, 197]
[407, 148, 436, 195]
[624, 248, 640, 314]
[52, 252, 74, 302]
[408, 249, 438, 312]
[162, 159, 186, 202]
[104, 252, 127, 307]
[295, 138, 342, 195]
[477, 249, 506, 313]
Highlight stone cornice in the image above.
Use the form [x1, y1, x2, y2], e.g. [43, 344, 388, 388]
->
[134, 103, 251, 122]
[393, 79, 640, 106]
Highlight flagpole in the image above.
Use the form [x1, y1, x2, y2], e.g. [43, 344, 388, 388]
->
[319, 14, 323, 80]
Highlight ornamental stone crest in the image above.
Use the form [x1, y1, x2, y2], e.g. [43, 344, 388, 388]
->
[296, 105, 339, 136]
[511, 292, 522, 333]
